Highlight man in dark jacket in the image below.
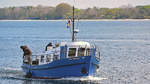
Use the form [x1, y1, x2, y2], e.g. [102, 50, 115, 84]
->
[20, 45, 32, 65]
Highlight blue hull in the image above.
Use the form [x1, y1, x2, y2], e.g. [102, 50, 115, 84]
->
[21, 56, 99, 79]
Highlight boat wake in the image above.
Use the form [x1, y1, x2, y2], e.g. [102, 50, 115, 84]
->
[0, 67, 24, 79]
[61, 76, 107, 81]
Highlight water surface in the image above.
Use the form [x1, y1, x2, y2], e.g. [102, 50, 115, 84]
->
[0, 20, 150, 84]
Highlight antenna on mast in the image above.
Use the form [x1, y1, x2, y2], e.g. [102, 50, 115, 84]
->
[72, 0, 79, 42]
[72, 6, 75, 42]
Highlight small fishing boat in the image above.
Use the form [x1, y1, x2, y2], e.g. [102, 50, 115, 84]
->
[21, 6, 100, 79]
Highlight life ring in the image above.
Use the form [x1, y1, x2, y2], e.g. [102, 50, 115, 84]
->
[81, 67, 87, 74]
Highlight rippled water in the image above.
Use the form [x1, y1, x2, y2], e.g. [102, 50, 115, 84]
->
[0, 20, 150, 84]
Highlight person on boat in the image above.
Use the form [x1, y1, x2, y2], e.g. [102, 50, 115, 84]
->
[45, 42, 53, 51]
[20, 45, 32, 65]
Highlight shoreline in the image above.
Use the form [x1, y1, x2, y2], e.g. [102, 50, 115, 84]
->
[0, 19, 150, 21]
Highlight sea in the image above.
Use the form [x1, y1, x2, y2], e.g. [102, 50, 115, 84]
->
[0, 20, 150, 84]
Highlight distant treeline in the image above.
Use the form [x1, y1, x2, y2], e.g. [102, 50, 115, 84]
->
[0, 3, 150, 20]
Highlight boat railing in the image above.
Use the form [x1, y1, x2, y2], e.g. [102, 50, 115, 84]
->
[23, 50, 60, 65]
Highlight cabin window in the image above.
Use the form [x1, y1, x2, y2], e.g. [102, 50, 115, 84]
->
[86, 48, 91, 56]
[46, 55, 50, 62]
[68, 48, 76, 58]
[41, 55, 44, 62]
[53, 54, 59, 61]
[50, 54, 53, 62]
[78, 48, 85, 56]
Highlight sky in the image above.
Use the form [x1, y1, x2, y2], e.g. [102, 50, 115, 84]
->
[0, 0, 150, 8]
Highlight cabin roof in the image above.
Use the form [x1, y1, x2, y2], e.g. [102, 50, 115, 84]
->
[60, 41, 91, 48]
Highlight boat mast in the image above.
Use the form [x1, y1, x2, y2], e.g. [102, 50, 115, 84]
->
[72, 6, 75, 42]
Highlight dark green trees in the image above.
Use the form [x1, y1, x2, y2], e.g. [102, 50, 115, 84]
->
[55, 3, 72, 19]
[0, 3, 150, 20]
